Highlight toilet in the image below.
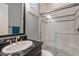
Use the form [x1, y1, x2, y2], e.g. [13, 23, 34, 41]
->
[42, 50, 53, 56]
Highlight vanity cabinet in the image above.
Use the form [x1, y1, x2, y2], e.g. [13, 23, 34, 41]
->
[24, 39, 42, 56]
[0, 39, 43, 56]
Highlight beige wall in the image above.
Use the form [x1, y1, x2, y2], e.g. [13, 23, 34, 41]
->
[0, 4, 8, 35]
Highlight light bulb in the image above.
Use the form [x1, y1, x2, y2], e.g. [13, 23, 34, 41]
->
[46, 15, 52, 19]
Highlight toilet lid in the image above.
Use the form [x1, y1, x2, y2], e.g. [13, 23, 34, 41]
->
[42, 50, 53, 56]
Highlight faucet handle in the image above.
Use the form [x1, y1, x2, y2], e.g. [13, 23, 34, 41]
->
[6, 38, 12, 45]
[17, 36, 20, 39]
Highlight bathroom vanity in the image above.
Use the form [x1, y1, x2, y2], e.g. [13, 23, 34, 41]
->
[24, 39, 43, 56]
[0, 3, 42, 56]
[0, 39, 43, 56]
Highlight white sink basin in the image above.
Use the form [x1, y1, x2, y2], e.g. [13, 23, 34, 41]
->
[2, 41, 33, 54]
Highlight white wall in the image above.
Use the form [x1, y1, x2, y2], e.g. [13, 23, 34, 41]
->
[25, 3, 40, 41]
[0, 4, 8, 35]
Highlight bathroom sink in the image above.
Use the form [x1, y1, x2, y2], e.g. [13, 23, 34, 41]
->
[2, 41, 33, 54]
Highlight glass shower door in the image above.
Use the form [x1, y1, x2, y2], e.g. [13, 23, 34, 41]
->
[40, 3, 79, 56]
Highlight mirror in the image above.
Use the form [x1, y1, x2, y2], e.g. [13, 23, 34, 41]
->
[0, 3, 25, 37]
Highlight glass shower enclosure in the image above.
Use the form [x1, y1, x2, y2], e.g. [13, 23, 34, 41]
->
[40, 3, 79, 56]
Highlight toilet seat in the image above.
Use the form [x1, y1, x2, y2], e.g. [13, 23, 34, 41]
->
[42, 50, 53, 56]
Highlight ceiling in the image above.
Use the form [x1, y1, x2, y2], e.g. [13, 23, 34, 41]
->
[40, 3, 79, 21]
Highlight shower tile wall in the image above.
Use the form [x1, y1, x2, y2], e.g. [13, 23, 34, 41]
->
[41, 5, 79, 56]
[41, 21, 76, 56]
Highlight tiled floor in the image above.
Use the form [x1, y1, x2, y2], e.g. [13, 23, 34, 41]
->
[42, 45, 72, 56]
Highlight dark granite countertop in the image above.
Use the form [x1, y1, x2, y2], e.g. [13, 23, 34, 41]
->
[0, 39, 43, 56]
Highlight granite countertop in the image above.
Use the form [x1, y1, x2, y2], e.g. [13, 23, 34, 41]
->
[0, 39, 43, 56]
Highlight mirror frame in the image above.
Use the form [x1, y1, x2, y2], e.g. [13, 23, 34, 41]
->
[0, 3, 26, 38]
